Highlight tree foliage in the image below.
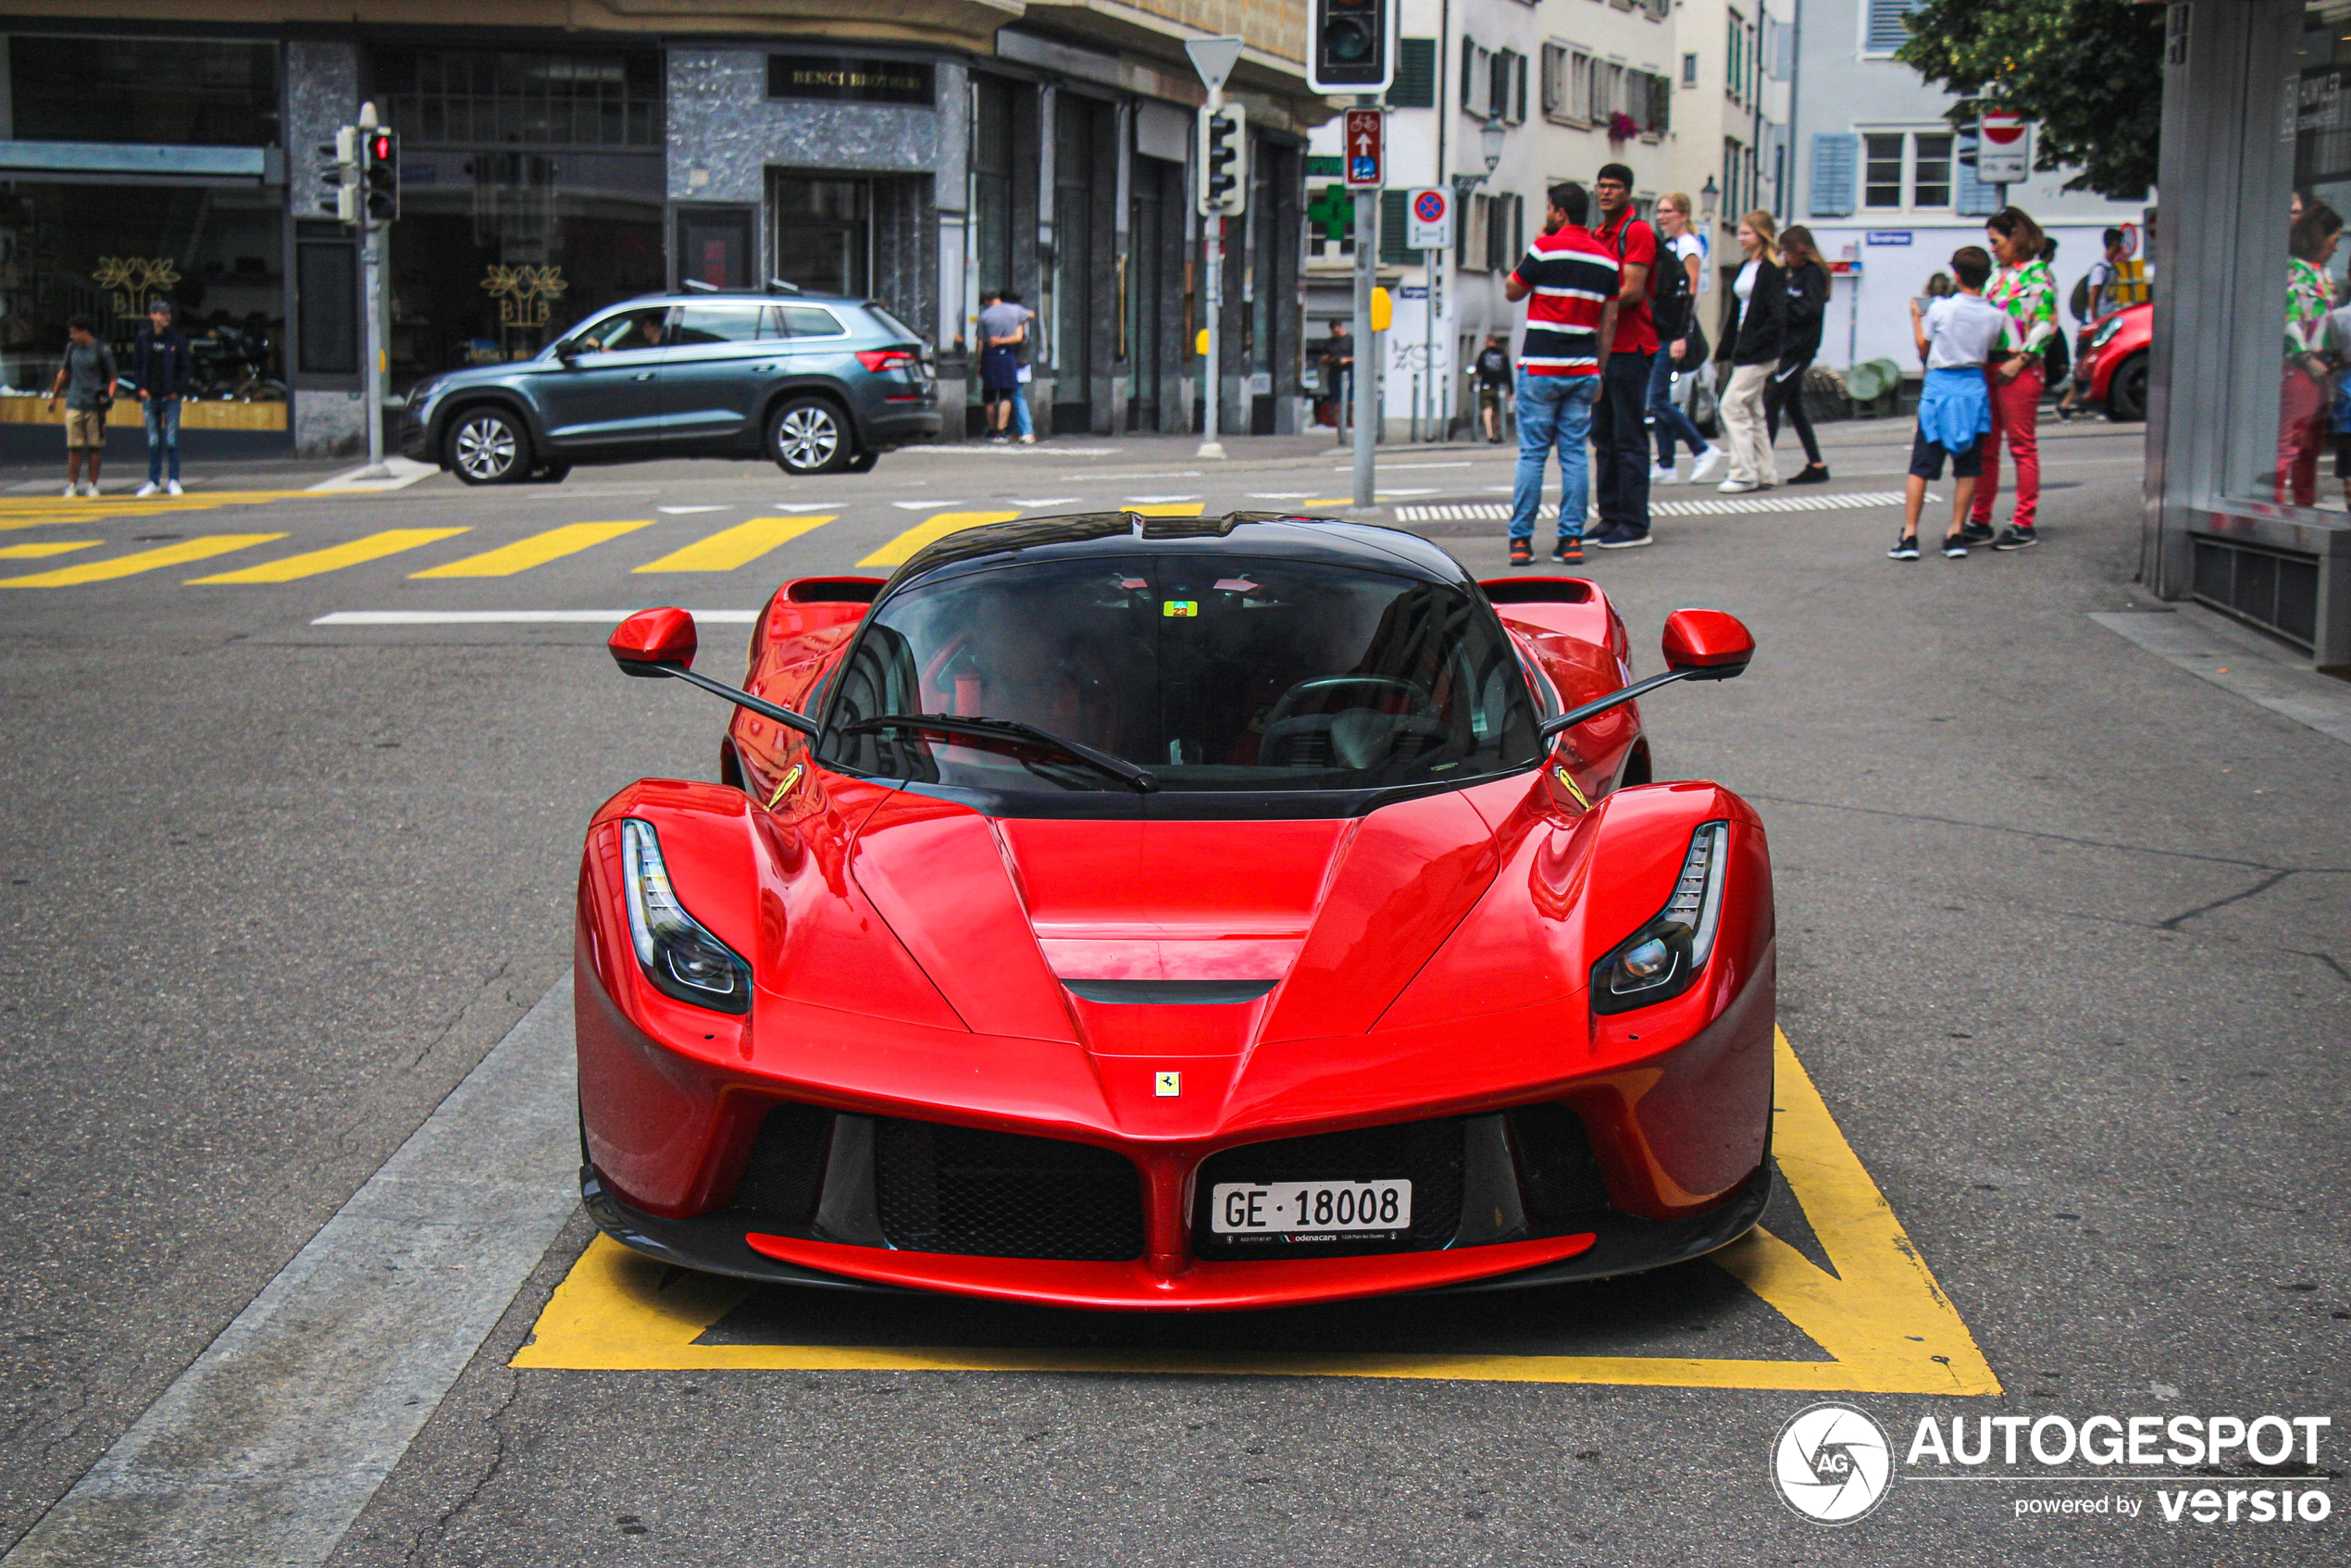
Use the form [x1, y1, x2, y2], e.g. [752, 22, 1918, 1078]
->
[1897, 0, 2165, 198]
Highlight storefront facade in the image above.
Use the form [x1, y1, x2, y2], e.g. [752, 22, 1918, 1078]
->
[1, 5, 1327, 457]
[2150, 0, 2351, 666]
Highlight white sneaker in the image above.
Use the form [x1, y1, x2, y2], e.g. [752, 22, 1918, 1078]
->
[61, 483, 77, 498]
[1716, 479, 1759, 494]
[1688, 447, 1730, 485]
[166, 479, 184, 495]
[135, 481, 160, 498]
[78, 481, 98, 498]
[1649, 462, 1678, 484]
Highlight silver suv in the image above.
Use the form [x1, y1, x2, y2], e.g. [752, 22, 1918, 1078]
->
[399, 290, 939, 484]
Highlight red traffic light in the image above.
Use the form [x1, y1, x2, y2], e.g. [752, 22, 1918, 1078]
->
[368, 132, 393, 161]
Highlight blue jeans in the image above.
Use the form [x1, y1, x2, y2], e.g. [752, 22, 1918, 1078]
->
[143, 396, 180, 483]
[1647, 348, 1710, 465]
[1011, 379, 1033, 439]
[1509, 370, 1598, 543]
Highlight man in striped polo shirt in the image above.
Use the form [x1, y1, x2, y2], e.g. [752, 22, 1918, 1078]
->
[1502, 181, 1620, 566]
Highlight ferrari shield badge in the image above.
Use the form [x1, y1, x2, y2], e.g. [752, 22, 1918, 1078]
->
[1553, 765, 1590, 810]
[1154, 1071, 1182, 1098]
[765, 763, 804, 810]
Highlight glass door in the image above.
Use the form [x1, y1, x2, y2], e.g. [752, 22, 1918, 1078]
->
[770, 177, 869, 297]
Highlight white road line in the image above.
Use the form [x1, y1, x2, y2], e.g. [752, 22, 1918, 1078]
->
[306, 457, 438, 492]
[311, 609, 761, 626]
[0, 978, 580, 1568]
[1394, 491, 1917, 523]
[1125, 494, 1200, 504]
[656, 504, 730, 515]
[1005, 497, 1081, 505]
[1332, 460, 1474, 471]
[892, 500, 964, 510]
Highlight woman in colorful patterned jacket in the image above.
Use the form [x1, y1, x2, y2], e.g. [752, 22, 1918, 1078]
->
[2278, 203, 2342, 507]
[1969, 207, 2057, 551]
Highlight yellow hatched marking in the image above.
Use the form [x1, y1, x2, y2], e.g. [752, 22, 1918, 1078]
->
[516, 1029, 2000, 1393]
[856, 510, 1021, 568]
[0, 533, 286, 587]
[0, 541, 101, 559]
[410, 521, 652, 579]
[1126, 503, 1206, 517]
[635, 516, 834, 573]
[189, 528, 473, 584]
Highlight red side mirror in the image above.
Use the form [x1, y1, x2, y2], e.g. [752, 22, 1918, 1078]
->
[610, 607, 697, 678]
[1660, 608, 1753, 680]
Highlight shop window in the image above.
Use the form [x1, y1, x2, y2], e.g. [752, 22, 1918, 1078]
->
[772, 178, 870, 300]
[2251, 15, 2351, 516]
[371, 48, 663, 147]
[10, 38, 278, 147]
[0, 181, 285, 407]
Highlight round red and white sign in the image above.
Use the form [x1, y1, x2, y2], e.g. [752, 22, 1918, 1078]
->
[1981, 108, 2027, 145]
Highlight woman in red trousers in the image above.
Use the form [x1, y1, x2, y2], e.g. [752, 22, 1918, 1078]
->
[1971, 208, 2057, 551]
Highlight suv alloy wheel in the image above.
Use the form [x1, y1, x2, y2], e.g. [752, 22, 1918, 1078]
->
[447, 407, 533, 485]
[768, 396, 852, 475]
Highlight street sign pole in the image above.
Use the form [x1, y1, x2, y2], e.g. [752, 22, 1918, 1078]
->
[358, 101, 389, 479]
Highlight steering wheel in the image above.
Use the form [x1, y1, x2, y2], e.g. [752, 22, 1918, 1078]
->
[1263, 675, 1438, 730]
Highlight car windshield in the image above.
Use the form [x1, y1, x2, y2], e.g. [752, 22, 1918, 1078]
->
[819, 555, 1543, 795]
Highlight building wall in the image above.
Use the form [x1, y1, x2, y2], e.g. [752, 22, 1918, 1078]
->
[1789, 0, 2148, 368]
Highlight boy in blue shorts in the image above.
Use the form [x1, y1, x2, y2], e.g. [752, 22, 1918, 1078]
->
[1891, 246, 2005, 560]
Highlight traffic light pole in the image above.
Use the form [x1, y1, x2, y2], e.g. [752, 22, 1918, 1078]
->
[1351, 96, 1377, 511]
[1198, 84, 1226, 462]
[360, 222, 389, 479]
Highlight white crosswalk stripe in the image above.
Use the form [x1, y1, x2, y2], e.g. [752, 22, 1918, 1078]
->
[1395, 491, 1917, 523]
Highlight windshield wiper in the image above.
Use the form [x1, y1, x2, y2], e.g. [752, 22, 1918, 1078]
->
[842, 714, 1160, 793]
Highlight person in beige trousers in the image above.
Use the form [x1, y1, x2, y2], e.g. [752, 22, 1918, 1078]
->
[1710, 212, 1785, 493]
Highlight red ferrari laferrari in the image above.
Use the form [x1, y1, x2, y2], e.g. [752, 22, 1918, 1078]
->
[577, 511, 1773, 1311]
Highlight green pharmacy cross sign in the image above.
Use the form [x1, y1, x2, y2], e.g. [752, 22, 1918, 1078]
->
[1309, 183, 1353, 243]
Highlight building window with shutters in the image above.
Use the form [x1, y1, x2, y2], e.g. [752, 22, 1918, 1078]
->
[1492, 49, 1528, 126]
[1462, 38, 1490, 118]
[1858, 130, 1960, 213]
[1862, 0, 1922, 57]
[1682, 52, 1699, 89]
[1391, 38, 1437, 109]
[1863, 132, 1905, 208]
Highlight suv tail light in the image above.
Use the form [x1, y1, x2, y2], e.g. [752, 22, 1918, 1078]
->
[857, 348, 919, 374]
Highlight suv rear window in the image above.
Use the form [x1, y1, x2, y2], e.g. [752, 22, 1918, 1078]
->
[779, 305, 846, 337]
[674, 302, 774, 343]
[865, 304, 921, 344]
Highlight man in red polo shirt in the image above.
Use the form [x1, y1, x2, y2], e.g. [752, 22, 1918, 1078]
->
[1590, 162, 1659, 549]
[1501, 181, 1621, 566]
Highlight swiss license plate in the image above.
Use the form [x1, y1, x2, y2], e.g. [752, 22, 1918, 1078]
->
[1209, 1179, 1412, 1235]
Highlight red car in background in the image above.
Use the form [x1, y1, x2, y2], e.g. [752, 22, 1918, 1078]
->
[2081, 302, 2152, 422]
[578, 511, 1775, 1312]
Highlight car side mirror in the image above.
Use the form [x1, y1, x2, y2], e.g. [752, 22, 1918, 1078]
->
[1540, 607, 1757, 740]
[1661, 608, 1754, 681]
[605, 606, 821, 737]
[610, 607, 696, 677]
[553, 339, 580, 362]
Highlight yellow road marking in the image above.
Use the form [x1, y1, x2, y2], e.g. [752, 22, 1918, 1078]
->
[1126, 503, 1206, 517]
[0, 533, 286, 587]
[410, 521, 652, 579]
[0, 489, 317, 512]
[188, 528, 473, 584]
[515, 1029, 2000, 1392]
[1300, 498, 1355, 508]
[635, 516, 834, 573]
[857, 510, 1020, 568]
[0, 541, 101, 558]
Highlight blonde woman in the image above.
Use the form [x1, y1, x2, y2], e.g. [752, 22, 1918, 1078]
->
[1710, 211, 1784, 492]
[1648, 192, 1728, 484]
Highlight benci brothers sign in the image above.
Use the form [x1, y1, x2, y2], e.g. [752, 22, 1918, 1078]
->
[766, 56, 934, 106]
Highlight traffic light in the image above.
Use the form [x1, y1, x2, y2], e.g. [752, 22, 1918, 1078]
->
[316, 126, 361, 226]
[1197, 105, 1248, 218]
[1309, 0, 1393, 94]
[361, 128, 400, 224]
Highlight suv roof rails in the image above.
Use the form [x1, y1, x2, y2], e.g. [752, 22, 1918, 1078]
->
[765, 278, 802, 294]
[679, 278, 719, 293]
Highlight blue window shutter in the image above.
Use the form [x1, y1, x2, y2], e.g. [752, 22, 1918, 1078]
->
[1810, 132, 1858, 218]
[1864, 0, 1921, 55]
[1956, 156, 1998, 217]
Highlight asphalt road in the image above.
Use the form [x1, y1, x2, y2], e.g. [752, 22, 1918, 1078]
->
[0, 415, 2342, 1566]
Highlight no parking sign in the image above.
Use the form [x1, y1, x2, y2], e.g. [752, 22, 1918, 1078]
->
[1406, 187, 1453, 250]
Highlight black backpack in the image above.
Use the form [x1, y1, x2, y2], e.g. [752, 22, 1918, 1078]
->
[1641, 224, 1692, 339]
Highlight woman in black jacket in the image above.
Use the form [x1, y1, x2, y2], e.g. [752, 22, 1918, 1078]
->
[1765, 225, 1832, 483]
[1712, 211, 1785, 492]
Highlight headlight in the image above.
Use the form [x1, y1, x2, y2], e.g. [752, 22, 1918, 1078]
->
[1590, 821, 1729, 1015]
[619, 818, 752, 1014]
[2085, 318, 2123, 352]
